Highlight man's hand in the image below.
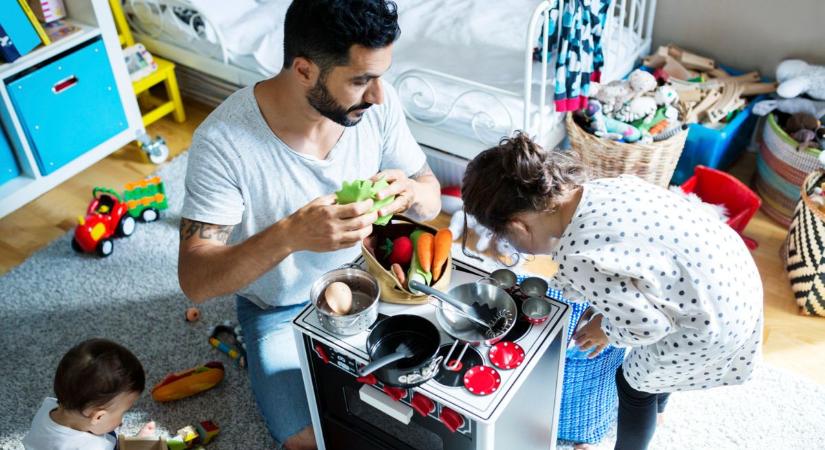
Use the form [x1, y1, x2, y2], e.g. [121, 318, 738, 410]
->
[287, 194, 378, 253]
[572, 314, 609, 358]
[372, 169, 417, 217]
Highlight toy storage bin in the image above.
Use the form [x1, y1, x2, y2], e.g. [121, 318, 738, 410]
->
[754, 113, 821, 226]
[669, 66, 767, 185]
[517, 275, 625, 445]
[783, 170, 825, 317]
[5, 37, 128, 176]
[680, 165, 761, 249]
[0, 125, 20, 186]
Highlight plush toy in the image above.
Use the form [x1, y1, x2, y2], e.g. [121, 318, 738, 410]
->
[614, 96, 657, 123]
[584, 100, 643, 142]
[785, 113, 823, 150]
[776, 59, 825, 100]
[752, 97, 825, 118]
[440, 186, 463, 215]
[654, 85, 680, 121]
[591, 81, 633, 114]
[447, 211, 524, 267]
[628, 69, 657, 96]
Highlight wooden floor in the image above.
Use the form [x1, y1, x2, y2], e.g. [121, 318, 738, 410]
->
[1, 100, 823, 385]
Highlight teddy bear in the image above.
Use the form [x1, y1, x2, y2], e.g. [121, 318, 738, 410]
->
[776, 59, 825, 100]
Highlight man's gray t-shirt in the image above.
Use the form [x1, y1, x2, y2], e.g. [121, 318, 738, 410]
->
[180, 81, 427, 308]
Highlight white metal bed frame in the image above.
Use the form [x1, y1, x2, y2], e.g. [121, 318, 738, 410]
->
[127, 0, 656, 161]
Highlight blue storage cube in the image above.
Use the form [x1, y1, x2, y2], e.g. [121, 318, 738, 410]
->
[0, 125, 20, 186]
[6, 38, 127, 175]
[670, 66, 767, 185]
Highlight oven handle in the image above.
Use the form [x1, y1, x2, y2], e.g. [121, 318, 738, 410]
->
[359, 385, 414, 425]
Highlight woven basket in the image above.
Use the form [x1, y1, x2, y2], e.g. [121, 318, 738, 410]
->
[782, 170, 825, 317]
[361, 216, 451, 305]
[754, 113, 822, 226]
[565, 113, 688, 187]
[518, 275, 625, 444]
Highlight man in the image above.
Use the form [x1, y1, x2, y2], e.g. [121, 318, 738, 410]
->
[177, 1, 441, 449]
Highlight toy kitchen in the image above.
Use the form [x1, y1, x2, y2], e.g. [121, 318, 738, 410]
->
[293, 255, 572, 450]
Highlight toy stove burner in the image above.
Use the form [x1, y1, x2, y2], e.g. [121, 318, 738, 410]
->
[502, 288, 532, 342]
[433, 343, 483, 387]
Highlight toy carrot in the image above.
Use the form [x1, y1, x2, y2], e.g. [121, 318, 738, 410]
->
[417, 232, 434, 273]
[431, 229, 452, 282]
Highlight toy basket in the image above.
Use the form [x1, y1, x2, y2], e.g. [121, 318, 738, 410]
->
[517, 275, 626, 445]
[754, 113, 822, 226]
[566, 113, 688, 187]
[782, 170, 825, 317]
[679, 165, 761, 249]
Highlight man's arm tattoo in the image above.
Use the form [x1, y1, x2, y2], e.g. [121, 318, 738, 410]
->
[179, 218, 234, 243]
[410, 162, 434, 180]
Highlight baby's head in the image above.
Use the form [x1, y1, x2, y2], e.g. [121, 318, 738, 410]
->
[462, 131, 587, 254]
[54, 338, 145, 435]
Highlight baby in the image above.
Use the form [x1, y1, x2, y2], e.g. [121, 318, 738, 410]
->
[23, 338, 155, 450]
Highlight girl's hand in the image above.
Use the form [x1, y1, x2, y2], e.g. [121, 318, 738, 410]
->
[572, 314, 609, 358]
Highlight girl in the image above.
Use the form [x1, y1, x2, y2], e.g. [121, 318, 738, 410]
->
[460, 132, 763, 450]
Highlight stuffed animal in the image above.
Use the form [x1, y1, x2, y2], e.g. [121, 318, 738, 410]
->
[752, 97, 825, 118]
[584, 100, 643, 142]
[614, 96, 657, 123]
[447, 211, 524, 267]
[785, 113, 823, 150]
[654, 85, 680, 121]
[591, 81, 633, 114]
[628, 69, 657, 96]
[776, 59, 825, 100]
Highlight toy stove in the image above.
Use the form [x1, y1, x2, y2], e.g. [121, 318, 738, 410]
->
[293, 257, 571, 450]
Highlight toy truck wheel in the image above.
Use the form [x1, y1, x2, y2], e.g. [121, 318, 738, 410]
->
[71, 238, 83, 253]
[97, 239, 114, 257]
[117, 215, 136, 237]
[140, 208, 159, 222]
[148, 142, 169, 164]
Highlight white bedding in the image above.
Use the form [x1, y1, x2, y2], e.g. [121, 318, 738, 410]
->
[128, 0, 642, 148]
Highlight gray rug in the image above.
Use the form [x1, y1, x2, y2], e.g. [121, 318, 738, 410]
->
[2, 152, 825, 450]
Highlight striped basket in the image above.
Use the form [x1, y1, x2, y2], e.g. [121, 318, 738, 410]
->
[754, 113, 822, 226]
[518, 275, 626, 444]
[782, 170, 825, 317]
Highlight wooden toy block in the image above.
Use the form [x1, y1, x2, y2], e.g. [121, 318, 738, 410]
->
[196, 420, 220, 444]
[685, 90, 721, 123]
[741, 82, 778, 96]
[666, 44, 716, 71]
[117, 436, 166, 450]
[177, 425, 199, 447]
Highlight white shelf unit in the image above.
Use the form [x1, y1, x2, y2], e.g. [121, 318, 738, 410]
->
[0, 0, 143, 218]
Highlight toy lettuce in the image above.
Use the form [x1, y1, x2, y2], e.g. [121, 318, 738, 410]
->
[335, 178, 395, 226]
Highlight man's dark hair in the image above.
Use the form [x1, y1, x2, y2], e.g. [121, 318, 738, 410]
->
[54, 338, 145, 411]
[283, 0, 400, 72]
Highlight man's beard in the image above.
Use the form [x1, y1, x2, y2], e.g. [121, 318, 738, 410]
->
[307, 79, 372, 127]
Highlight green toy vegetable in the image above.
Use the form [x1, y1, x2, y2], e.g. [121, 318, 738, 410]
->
[335, 178, 396, 226]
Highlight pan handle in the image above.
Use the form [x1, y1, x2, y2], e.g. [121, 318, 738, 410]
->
[441, 340, 470, 371]
[357, 350, 411, 377]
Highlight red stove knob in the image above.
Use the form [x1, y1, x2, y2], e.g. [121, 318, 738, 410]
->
[313, 343, 329, 364]
[356, 373, 377, 385]
[410, 393, 435, 417]
[439, 407, 464, 433]
[382, 386, 407, 402]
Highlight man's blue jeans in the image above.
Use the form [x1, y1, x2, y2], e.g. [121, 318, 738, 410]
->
[236, 296, 312, 446]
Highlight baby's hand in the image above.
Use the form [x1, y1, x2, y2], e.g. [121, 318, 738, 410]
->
[137, 421, 156, 438]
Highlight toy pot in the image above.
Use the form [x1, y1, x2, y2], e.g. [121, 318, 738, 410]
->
[310, 264, 380, 336]
[359, 314, 442, 388]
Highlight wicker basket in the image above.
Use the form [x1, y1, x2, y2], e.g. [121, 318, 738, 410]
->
[782, 170, 825, 317]
[565, 113, 688, 187]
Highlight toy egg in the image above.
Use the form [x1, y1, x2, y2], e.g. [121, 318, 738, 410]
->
[325, 282, 353, 315]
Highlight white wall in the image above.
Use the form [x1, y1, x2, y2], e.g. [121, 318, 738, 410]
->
[651, 0, 825, 78]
